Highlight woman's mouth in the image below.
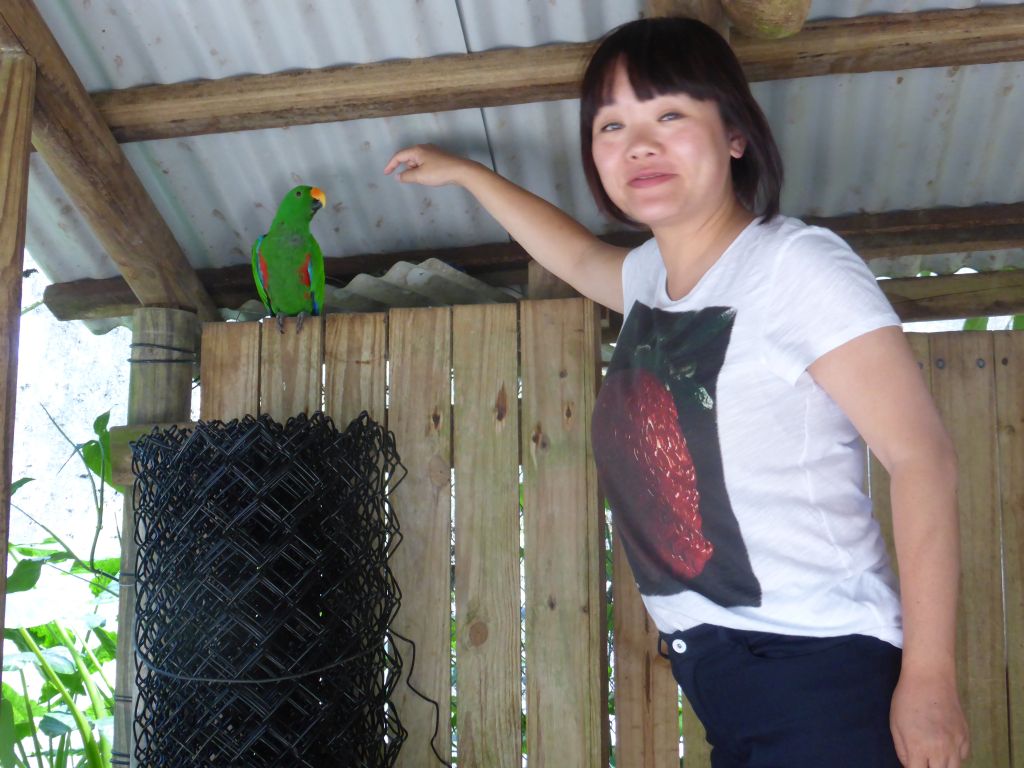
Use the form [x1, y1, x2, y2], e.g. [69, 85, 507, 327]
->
[628, 172, 674, 188]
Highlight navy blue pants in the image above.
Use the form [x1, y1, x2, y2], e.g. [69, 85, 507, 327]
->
[661, 624, 902, 767]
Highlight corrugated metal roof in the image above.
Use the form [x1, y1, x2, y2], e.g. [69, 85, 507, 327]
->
[21, 0, 1024, 322]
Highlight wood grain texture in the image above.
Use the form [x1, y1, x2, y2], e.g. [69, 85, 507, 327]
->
[520, 298, 606, 767]
[881, 270, 1024, 323]
[88, 7, 1024, 143]
[387, 307, 453, 768]
[0, 0, 218, 320]
[994, 332, 1024, 768]
[451, 304, 521, 768]
[612, 535, 681, 768]
[324, 313, 386, 428]
[117, 308, 200, 763]
[41, 202, 1024, 324]
[258, 316, 323, 421]
[199, 321, 260, 421]
[928, 332, 1009, 767]
[0, 50, 34, 676]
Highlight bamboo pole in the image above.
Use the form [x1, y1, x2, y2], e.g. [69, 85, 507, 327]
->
[0, 50, 35, 677]
[113, 308, 199, 767]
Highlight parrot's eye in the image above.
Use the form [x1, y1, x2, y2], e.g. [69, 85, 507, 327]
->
[295, 190, 301, 197]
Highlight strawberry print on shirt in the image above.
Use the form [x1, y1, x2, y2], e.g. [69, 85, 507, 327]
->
[593, 301, 761, 607]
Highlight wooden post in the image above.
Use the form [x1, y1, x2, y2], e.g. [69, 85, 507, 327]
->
[113, 308, 199, 767]
[0, 1, 220, 321]
[0, 49, 35, 677]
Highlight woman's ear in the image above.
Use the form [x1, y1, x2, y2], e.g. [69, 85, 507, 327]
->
[728, 130, 747, 159]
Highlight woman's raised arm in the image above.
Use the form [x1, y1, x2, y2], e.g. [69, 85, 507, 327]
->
[385, 144, 627, 313]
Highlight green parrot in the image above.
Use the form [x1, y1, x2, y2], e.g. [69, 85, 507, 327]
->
[251, 185, 327, 333]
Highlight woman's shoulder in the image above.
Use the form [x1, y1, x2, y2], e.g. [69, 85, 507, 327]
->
[751, 215, 863, 275]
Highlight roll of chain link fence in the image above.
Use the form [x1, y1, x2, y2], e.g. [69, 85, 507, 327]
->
[130, 411, 406, 767]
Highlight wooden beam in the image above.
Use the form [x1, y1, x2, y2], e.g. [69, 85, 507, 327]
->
[41, 204, 1024, 322]
[0, 0, 219, 321]
[88, 6, 1024, 143]
[881, 270, 1024, 322]
[808, 203, 1024, 259]
[0, 49, 35, 674]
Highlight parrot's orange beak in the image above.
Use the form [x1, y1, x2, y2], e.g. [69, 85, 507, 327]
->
[310, 187, 326, 212]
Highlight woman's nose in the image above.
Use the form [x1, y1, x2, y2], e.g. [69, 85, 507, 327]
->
[627, 131, 659, 159]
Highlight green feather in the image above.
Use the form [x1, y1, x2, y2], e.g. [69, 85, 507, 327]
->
[251, 185, 327, 318]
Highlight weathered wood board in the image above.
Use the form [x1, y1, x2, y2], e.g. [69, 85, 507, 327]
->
[388, 307, 454, 768]
[520, 299, 606, 767]
[452, 304, 522, 768]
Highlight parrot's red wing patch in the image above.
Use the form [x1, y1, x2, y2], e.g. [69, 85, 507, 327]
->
[258, 253, 271, 299]
[299, 253, 312, 287]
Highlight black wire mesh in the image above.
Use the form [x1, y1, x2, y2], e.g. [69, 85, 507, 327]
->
[131, 411, 406, 767]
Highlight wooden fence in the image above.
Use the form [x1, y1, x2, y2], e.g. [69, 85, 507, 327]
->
[197, 304, 1023, 767]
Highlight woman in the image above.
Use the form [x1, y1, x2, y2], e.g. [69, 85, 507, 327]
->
[385, 17, 968, 767]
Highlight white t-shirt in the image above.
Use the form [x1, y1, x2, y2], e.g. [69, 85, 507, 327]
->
[592, 215, 904, 647]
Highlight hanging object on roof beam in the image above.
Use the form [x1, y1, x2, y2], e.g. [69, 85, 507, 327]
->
[720, 0, 812, 39]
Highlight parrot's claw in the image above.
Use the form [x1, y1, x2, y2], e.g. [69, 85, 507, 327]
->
[296, 312, 308, 334]
[276, 313, 286, 334]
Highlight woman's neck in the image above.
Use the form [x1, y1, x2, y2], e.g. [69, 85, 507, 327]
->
[653, 199, 756, 301]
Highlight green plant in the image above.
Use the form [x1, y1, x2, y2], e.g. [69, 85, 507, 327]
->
[2, 411, 122, 768]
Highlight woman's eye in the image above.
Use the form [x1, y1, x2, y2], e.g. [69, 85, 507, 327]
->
[659, 111, 682, 122]
[599, 122, 622, 133]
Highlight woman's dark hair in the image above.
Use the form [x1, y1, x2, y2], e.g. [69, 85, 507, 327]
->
[580, 17, 783, 225]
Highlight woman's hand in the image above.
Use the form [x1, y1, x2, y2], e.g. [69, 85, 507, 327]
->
[384, 143, 480, 187]
[890, 665, 969, 767]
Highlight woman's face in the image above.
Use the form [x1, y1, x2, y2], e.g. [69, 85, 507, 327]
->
[590, 61, 746, 230]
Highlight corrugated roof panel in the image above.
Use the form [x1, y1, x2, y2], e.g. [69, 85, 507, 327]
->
[34, 0, 467, 90]
[758, 61, 1024, 217]
[458, 0, 641, 49]
[21, 0, 1024, 314]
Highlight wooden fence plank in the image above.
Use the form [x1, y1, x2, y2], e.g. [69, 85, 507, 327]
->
[612, 535, 680, 768]
[994, 332, 1024, 768]
[199, 321, 260, 420]
[870, 333, 933, 580]
[388, 307, 453, 767]
[324, 312, 386, 427]
[451, 304, 521, 768]
[520, 298, 605, 767]
[929, 332, 1009, 766]
[258, 316, 323, 420]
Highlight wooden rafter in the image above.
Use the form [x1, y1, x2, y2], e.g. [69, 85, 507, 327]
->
[0, 49, 35, 671]
[0, 0, 220, 321]
[91, 5, 1024, 144]
[41, 203, 1024, 324]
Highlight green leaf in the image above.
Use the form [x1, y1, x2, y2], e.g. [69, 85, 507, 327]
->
[70, 558, 119, 578]
[9, 478, 32, 496]
[40, 649, 77, 676]
[38, 712, 76, 738]
[91, 629, 116, 664]
[80, 410, 124, 495]
[0, 697, 16, 768]
[1, 653, 37, 672]
[92, 412, 111, 437]
[5, 560, 43, 594]
[88, 574, 114, 599]
[962, 317, 988, 331]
